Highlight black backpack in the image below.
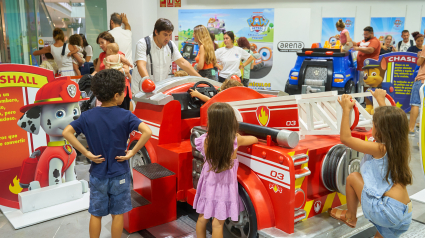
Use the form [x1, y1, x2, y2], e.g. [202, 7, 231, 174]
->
[78, 75, 96, 113]
[398, 40, 414, 50]
[144, 36, 174, 75]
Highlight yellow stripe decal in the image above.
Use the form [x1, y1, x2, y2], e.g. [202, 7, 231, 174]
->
[337, 192, 347, 205]
[292, 150, 309, 189]
[303, 200, 314, 221]
[321, 192, 336, 213]
[420, 98, 425, 173]
[386, 62, 392, 82]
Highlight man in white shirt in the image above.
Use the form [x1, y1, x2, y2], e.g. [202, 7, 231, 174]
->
[132, 18, 201, 94]
[397, 30, 414, 52]
[109, 13, 133, 66]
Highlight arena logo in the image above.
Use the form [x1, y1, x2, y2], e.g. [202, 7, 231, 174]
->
[247, 15, 270, 33]
[277, 41, 305, 52]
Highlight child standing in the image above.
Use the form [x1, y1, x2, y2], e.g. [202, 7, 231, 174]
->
[335, 19, 353, 52]
[63, 69, 152, 238]
[193, 102, 258, 238]
[68, 34, 85, 76]
[330, 89, 412, 238]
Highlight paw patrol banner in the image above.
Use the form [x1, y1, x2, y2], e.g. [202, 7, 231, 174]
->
[321, 18, 355, 47]
[371, 17, 405, 44]
[421, 17, 425, 37]
[363, 52, 418, 112]
[178, 8, 274, 83]
[0, 64, 52, 208]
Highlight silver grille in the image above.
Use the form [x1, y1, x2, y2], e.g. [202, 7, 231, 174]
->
[305, 66, 327, 82]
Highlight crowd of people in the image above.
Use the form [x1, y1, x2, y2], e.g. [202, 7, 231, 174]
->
[29, 13, 425, 238]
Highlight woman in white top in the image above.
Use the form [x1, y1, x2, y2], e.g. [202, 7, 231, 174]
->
[34, 28, 84, 76]
[215, 31, 254, 83]
[80, 34, 93, 62]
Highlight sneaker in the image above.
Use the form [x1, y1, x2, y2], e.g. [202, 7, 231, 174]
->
[409, 131, 416, 137]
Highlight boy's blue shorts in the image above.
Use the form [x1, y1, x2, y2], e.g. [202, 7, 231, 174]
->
[89, 172, 133, 217]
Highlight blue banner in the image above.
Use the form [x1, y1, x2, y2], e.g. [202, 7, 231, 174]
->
[364, 52, 418, 112]
[421, 17, 425, 36]
[321, 18, 355, 46]
[370, 17, 405, 45]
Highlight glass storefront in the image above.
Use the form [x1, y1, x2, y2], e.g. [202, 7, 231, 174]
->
[1, 0, 107, 65]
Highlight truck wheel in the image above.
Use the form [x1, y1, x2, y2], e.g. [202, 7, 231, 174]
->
[128, 142, 151, 179]
[344, 80, 355, 94]
[224, 184, 258, 238]
[284, 80, 290, 94]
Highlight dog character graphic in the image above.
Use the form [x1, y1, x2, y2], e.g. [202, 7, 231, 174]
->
[208, 17, 216, 26]
[362, 57, 387, 114]
[17, 77, 88, 190]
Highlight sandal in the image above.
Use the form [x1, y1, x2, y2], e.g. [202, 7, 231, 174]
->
[328, 208, 357, 228]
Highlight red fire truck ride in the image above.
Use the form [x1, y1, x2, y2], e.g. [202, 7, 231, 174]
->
[124, 76, 396, 237]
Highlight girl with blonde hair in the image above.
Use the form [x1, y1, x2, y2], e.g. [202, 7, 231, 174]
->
[193, 25, 217, 80]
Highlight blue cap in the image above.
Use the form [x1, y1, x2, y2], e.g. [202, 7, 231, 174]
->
[362, 58, 380, 69]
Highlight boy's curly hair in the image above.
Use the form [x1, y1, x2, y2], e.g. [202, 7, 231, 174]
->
[91, 69, 125, 102]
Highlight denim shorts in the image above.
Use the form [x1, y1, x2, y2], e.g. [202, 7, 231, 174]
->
[89, 172, 132, 217]
[361, 190, 412, 237]
[410, 80, 423, 107]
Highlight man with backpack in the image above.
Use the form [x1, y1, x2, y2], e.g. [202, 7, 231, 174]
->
[132, 18, 201, 94]
[397, 30, 414, 52]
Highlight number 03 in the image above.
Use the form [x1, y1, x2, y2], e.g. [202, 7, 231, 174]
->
[270, 170, 284, 180]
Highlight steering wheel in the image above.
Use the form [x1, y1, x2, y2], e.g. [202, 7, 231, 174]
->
[187, 81, 218, 109]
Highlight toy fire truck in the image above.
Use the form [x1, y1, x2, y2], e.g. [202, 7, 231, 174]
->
[123, 77, 395, 237]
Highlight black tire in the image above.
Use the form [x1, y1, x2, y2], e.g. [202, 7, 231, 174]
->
[284, 80, 290, 94]
[128, 141, 151, 179]
[344, 80, 355, 94]
[224, 184, 258, 238]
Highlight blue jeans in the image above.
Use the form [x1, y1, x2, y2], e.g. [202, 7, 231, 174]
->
[362, 190, 412, 237]
[89, 172, 132, 216]
[410, 80, 423, 107]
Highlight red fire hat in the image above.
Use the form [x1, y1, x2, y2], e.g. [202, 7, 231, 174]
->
[229, 74, 241, 83]
[20, 76, 89, 113]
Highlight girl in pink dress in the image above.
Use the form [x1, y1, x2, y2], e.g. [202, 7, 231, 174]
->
[193, 102, 258, 238]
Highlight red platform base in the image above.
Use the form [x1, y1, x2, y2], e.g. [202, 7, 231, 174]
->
[124, 163, 177, 233]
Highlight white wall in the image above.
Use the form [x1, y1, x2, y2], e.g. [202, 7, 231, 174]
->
[158, 0, 425, 49]
[106, 0, 425, 90]
[106, 0, 158, 63]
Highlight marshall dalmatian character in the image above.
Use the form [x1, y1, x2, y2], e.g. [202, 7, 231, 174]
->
[17, 77, 88, 190]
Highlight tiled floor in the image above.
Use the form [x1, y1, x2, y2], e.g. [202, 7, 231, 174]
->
[1, 133, 425, 238]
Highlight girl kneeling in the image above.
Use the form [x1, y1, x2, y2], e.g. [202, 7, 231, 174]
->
[330, 89, 413, 238]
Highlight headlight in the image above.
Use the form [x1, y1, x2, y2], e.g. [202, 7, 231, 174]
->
[334, 74, 344, 82]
